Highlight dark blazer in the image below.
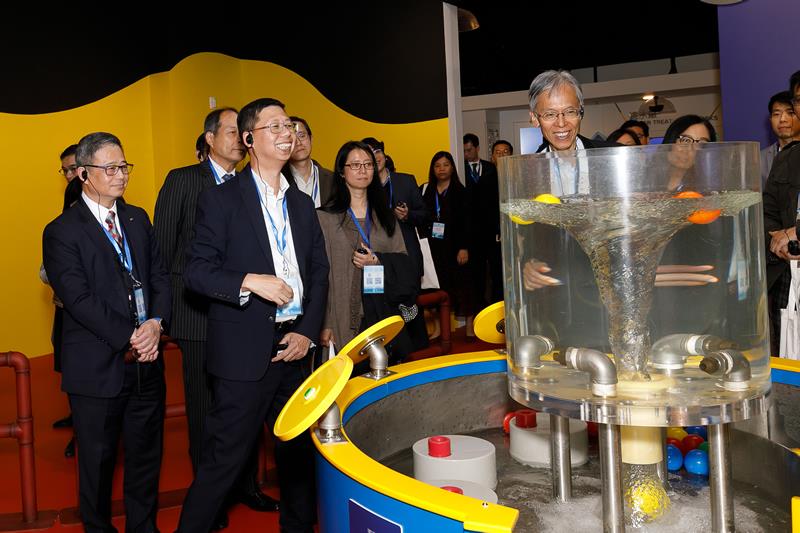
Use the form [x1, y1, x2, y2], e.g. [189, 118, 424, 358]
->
[42, 198, 171, 398]
[763, 143, 800, 288]
[282, 159, 335, 207]
[153, 160, 217, 341]
[464, 158, 500, 247]
[536, 134, 619, 153]
[385, 171, 425, 279]
[184, 165, 329, 381]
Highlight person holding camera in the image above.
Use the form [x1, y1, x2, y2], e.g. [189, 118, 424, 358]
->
[317, 141, 417, 359]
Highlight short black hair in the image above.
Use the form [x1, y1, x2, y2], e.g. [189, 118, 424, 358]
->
[790, 70, 800, 95]
[237, 98, 286, 139]
[620, 119, 649, 137]
[606, 128, 641, 145]
[60, 144, 78, 161]
[491, 139, 514, 154]
[361, 137, 385, 152]
[195, 133, 208, 161]
[203, 107, 238, 136]
[75, 132, 123, 166]
[662, 115, 717, 144]
[463, 133, 479, 147]
[768, 91, 793, 113]
[290, 116, 312, 139]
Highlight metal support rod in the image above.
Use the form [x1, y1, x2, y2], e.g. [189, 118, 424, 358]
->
[658, 427, 668, 485]
[708, 423, 735, 532]
[599, 423, 624, 533]
[550, 414, 572, 502]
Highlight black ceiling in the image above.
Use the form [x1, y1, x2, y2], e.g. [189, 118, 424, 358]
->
[451, 1, 720, 96]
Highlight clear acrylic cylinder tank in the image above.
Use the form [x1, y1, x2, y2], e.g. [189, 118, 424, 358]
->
[497, 141, 770, 529]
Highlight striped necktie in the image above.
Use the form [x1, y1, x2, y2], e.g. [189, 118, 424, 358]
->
[105, 211, 123, 249]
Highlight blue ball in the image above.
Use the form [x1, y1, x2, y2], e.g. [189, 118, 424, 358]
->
[684, 449, 709, 476]
[666, 444, 683, 471]
[685, 426, 708, 440]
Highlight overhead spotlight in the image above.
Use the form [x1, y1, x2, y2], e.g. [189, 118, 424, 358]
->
[457, 8, 479, 32]
[642, 94, 655, 101]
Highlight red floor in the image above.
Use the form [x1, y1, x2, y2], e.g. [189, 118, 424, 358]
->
[0, 330, 496, 532]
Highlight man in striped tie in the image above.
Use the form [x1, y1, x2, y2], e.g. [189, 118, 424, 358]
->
[43, 132, 171, 533]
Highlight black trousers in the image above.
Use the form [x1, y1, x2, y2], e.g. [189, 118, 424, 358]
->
[175, 339, 214, 473]
[69, 361, 165, 533]
[471, 238, 504, 312]
[176, 358, 315, 533]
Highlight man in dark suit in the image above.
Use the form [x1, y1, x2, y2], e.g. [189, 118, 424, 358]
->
[463, 132, 503, 327]
[154, 108, 278, 527]
[42, 132, 171, 533]
[282, 116, 334, 208]
[177, 98, 329, 533]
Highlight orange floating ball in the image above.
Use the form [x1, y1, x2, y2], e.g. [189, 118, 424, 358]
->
[673, 191, 721, 224]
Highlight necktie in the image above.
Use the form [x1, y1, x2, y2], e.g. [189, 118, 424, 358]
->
[105, 211, 123, 249]
[471, 162, 479, 182]
[222, 173, 234, 182]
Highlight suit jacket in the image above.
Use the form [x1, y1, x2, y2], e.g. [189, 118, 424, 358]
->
[464, 158, 500, 249]
[153, 160, 217, 341]
[536, 134, 618, 153]
[282, 159, 335, 207]
[763, 143, 800, 288]
[42, 198, 171, 398]
[184, 165, 330, 381]
[384, 171, 425, 279]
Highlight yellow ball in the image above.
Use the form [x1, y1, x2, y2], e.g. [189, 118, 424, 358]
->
[625, 481, 669, 519]
[534, 193, 562, 204]
[666, 427, 688, 441]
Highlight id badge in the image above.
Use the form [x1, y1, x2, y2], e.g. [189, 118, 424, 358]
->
[132, 282, 147, 326]
[363, 265, 385, 294]
[432, 222, 445, 239]
[277, 276, 303, 319]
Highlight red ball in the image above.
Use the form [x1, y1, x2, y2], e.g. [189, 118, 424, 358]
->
[683, 434, 705, 452]
[666, 437, 682, 450]
[587, 422, 598, 437]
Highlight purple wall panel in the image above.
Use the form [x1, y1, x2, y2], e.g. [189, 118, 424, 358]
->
[718, 0, 800, 146]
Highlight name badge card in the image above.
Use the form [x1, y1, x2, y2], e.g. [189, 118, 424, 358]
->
[432, 222, 445, 239]
[363, 265, 385, 294]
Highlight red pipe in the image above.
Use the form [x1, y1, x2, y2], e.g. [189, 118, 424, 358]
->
[0, 351, 38, 524]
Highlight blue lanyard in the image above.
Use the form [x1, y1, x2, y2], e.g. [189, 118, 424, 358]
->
[209, 161, 226, 185]
[254, 177, 289, 258]
[311, 164, 319, 204]
[101, 221, 134, 273]
[384, 173, 393, 208]
[435, 187, 448, 220]
[348, 206, 371, 248]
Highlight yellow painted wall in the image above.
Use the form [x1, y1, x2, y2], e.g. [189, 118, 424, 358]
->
[0, 52, 449, 358]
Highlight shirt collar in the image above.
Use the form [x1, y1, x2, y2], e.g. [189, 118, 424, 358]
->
[81, 191, 118, 226]
[252, 168, 290, 199]
[208, 156, 233, 182]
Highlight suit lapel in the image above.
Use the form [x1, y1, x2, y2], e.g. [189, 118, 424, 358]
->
[117, 202, 146, 278]
[285, 189, 308, 281]
[200, 160, 216, 188]
[239, 167, 276, 273]
[77, 199, 122, 263]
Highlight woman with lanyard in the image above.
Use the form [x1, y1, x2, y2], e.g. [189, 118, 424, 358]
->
[317, 141, 408, 353]
[419, 151, 473, 339]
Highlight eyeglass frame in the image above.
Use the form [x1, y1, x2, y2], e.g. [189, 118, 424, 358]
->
[534, 106, 585, 123]
[344, 162, 375, 171]
[252, 121, 298, 136]
[676, 134, 710, 145]
[83, 163, 135, 176]
[59, 165, 78, 176]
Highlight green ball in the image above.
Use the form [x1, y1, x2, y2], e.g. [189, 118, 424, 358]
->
[698, 441, 709, 453]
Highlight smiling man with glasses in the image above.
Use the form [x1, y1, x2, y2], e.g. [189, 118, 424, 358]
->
[43, 132, 171, 533]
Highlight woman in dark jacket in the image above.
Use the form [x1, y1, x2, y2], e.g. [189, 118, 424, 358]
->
[419, 151, 475, 334]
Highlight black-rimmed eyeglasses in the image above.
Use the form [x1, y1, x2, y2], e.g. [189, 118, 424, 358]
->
[84, 163, 135, 176]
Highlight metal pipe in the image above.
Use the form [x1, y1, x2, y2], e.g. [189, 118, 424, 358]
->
[513, 335, 554, 369]
[0, 351, 38, 524]
[362, 338, 390, 380]
[550, 414, 572, 502]
[599, 423, 624, 533]
[650, 333, 730, 371]
[316, 403, 346, 444]
[556, 347, 618, 397]
[708, 423, 735, 532]
[658, 427, 669, 486]
[699, 349, 751, 391]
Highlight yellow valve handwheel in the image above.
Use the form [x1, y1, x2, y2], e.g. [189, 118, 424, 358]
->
[473, 302, 506, 344]
[510, 193, 561, 225]
[337, 315, 405, 364]
[273, 354, 353, 441]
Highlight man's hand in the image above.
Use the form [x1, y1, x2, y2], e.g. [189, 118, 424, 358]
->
[655, 265, 718, 287]
[242, 273, 293, 305]
[457, 249, 469, 265]
[523, 260, 562, 290]
[130, 319, 161, 362]
[393, 204, 409, 221]
[272, 332, 311, 362]
[319, 328, 334, 347]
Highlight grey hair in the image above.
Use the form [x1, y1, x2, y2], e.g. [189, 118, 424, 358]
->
[528, 70, 584, 112]
[75, 132, 123, 166]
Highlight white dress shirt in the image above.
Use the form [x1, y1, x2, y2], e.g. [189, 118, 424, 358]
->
[290, 162, 321, 207]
